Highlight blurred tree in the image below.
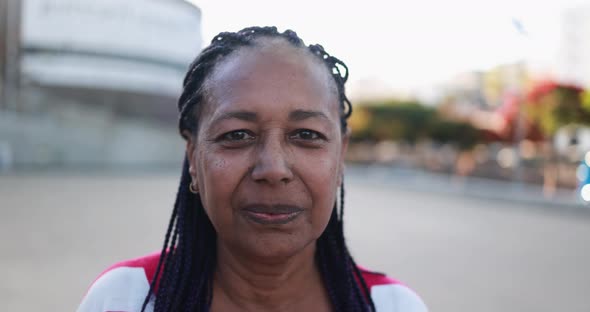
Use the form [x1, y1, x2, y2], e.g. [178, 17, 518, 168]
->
[525, 81, 589, 136]
[523, 81, 588, 195]
[429, 120, 480, 150]
[350, 100, 481, 150]
[369, 102, 436, 143]
[350, 100, 435, 142]
[582, 90, 590, 114]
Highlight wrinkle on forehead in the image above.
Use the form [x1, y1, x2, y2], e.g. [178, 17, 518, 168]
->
[200, 37, 339, 116]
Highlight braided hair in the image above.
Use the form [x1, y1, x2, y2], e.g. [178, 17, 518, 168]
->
[141, 26, 375, 312]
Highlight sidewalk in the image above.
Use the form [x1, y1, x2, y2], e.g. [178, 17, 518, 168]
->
[346, 164, 585, 210]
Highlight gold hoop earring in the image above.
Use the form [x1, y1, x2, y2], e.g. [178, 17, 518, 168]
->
[189, 182, 199, 194]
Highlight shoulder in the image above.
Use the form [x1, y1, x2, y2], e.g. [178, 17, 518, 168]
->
[359, 266, 429, 312]
[76, 252, 161, 312]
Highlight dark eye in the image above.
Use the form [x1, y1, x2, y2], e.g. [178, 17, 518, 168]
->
[291, 129, 323, 141]
[221, 130, 255, 141]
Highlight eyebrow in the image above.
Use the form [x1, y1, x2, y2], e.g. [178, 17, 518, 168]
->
[212, 109, 329, 125]
[213, 111, 258, 125]
[289, 109, 329, 122]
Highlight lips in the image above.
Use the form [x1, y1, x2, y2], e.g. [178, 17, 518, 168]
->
[241, 204, 304, 225]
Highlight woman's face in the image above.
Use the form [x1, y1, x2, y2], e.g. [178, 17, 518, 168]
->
[187, 40, 348, 261]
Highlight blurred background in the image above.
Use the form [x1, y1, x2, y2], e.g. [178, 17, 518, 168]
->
[1, 0, 589, 311]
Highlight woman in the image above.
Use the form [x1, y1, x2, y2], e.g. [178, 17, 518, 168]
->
[77, 26, 427, 312]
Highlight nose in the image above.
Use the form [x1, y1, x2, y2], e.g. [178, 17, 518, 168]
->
[250, 137, 294, 185]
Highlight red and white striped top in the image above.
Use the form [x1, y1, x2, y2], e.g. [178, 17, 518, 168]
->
[77, 252, 428, 312]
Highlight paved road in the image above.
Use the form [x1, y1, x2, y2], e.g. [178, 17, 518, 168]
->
[1, 173, 589, 312]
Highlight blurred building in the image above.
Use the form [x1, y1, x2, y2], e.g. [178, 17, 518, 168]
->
[559, 4, 590, 88]
[442, 62, 528, 111]
[444, 71, 487, 109]
[482, 62, 529, 107]
[0, 0, 201, 169]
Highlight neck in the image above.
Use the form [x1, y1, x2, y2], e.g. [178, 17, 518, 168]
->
[212, 241, 330, 312]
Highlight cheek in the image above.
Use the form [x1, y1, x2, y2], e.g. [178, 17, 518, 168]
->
[300, 145, 341, 188]
[196, 148, 249, 223]
[295, 149, 341, 218]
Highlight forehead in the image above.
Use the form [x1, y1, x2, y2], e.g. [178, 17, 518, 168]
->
[202, 38, 339, 117]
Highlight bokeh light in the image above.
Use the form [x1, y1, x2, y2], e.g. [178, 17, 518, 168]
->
[576, 164, 589, 182]
[497, 147, 515, 168]
[581, 184, 590, 202]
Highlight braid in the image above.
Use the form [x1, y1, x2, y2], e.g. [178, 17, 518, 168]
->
[140, 162, 182, 311]
[316, 183, 374, 312]
[145, 26, 373, 312]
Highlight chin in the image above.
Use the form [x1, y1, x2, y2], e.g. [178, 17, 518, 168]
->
[240, 233, 316, 263]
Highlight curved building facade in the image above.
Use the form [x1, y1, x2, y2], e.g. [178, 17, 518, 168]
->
[22, 0, 201, 97]
[0, 0, 202, 169]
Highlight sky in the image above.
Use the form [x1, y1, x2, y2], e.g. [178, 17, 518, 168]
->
[188, 0, 589, 98]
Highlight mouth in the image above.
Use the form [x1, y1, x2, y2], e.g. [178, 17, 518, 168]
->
[241, 204, 304, 225]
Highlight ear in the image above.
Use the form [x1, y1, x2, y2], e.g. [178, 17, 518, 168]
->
[337, 127, 351, 186]
[183, 130, 198, 182]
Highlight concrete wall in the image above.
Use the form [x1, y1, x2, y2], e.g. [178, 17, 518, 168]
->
[0, 0, 201, 170]
[0, 96, 185, 170]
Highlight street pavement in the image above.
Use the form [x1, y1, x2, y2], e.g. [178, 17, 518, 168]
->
[1, 171, 589, 312]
